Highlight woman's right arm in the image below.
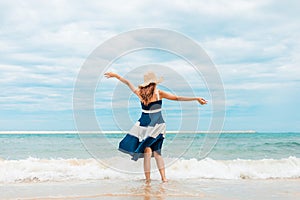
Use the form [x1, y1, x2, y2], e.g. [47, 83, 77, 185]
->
[104, 72, 139, 95]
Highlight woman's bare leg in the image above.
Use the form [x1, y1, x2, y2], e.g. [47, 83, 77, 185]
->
[153, 151, 167, 182]
[144, 147, 152, 182]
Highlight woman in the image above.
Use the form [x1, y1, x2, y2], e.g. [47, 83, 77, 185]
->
[104, 71, 207, 182]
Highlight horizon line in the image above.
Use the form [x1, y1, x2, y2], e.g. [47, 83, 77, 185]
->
[1, 130, 257, 134]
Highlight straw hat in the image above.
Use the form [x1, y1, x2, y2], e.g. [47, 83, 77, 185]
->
[139, 71, 163, 87]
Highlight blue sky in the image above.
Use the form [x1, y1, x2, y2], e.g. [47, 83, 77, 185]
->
[0, 0, 299, 132]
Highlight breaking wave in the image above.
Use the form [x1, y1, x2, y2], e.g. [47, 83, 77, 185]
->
[1, 156, 300, 183]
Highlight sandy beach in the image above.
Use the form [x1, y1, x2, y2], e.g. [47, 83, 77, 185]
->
[1, 179, 299, 200]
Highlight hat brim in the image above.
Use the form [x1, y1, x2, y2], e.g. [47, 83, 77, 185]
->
[139, 77, 163, 87]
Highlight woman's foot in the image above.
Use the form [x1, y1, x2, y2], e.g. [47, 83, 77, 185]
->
[162, 178, 168, 183]
[145, 179, 151, 184]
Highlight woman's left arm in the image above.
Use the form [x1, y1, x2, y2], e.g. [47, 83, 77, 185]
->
[159, 90, 207, 105]
[104, 72, 138, 94]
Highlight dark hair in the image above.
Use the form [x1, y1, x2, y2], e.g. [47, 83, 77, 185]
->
[138, 82, 156, 105]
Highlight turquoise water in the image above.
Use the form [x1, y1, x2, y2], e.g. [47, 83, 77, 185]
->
[1, 132, 300, 182]
[1, 132, 299, 160]
[203, 132, 300, 160]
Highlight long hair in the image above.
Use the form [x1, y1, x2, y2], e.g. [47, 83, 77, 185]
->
[138, 82, 156, 106]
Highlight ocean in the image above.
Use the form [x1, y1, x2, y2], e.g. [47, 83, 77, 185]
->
[1, 132, 300, 199]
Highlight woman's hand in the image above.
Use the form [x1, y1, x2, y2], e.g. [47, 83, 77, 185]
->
[105, 72, 138, 94]
[197, 97, 208, 105]
[104, 72, 119, 79]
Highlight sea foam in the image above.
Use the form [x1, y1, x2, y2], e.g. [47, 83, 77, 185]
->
[0, 156, 299, 183]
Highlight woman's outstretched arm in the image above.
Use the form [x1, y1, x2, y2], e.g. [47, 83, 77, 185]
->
[104, 72, 138, 94]
[159, 90, 207, 105]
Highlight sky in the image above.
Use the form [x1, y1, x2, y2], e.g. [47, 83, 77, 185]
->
[0, 0, 299, 132]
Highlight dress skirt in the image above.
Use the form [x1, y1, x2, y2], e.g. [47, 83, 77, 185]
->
[118, 100, 166, 161]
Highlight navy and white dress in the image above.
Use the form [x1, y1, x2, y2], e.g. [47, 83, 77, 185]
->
[119, 90, 166, 161]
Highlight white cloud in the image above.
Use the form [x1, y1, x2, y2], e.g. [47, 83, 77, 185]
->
[170, 0, 267, 16]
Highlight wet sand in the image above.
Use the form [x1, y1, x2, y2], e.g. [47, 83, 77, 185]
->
[1, 179, 299, 200]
